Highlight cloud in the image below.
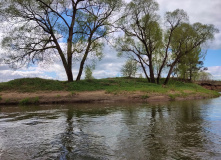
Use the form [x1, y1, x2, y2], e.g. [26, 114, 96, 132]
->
[0, 64, 53, 82]
[157, 0, 221, 49]
[207, 66, 221, 80]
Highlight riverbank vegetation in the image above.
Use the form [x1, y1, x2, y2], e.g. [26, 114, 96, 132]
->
[0, 78, 219, 97]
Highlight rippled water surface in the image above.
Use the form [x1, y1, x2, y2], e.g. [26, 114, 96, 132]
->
[0, 97, 221, 160]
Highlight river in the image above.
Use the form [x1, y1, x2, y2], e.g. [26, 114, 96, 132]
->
[0, 96, 221, 160]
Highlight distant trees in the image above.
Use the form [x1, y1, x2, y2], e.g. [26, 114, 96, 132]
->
[121, 59, 138, 78]
[0, 0, 123, 82]
[115, 0, 218, 85]
[196, 71, 212, 82]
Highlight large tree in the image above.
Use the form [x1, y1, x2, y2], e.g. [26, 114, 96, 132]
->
[0, 0, 122, 82]
[116, 0, 218, 85]
[162, 22, 218, 85]
[115, 0, 162, 83]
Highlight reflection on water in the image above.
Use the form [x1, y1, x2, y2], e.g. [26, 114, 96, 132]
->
[0, 97, 221, 160]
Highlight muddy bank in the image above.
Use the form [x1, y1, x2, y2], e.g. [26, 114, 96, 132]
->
[0, 90, 217, 105]
[199, 83, 221, 92]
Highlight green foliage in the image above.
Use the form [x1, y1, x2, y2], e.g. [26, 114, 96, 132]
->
[85, 66, 94, 80]
[121, 59, 138, 78]
[0, 96, 2, 101]
[169, 94, 176, 101]
[19, 96, 39, 105]
[19, 98, 30, 105]
[33, 97, 39, 104]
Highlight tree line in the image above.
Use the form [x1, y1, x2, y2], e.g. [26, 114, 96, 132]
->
[0, 0, 219, 84]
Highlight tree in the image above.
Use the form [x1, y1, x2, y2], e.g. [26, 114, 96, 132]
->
[115, 0, 162, 83]
[175, 47, 205, 81]
[116, 0, 218, 85]
[163, 22, 218, 85]
[121, 59, 138, 78]
[0, 0, 122, 82]
[84, 66, 94, 80]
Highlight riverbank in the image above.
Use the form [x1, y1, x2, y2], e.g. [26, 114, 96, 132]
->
[0, 78, 220, 105]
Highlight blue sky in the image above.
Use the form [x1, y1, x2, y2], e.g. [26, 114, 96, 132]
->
[205, 50, 221, 67]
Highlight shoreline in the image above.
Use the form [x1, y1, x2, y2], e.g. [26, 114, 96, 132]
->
[0, 90, 219, 105]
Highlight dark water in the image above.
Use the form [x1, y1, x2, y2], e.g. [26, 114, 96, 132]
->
[0, 97, 221, 160]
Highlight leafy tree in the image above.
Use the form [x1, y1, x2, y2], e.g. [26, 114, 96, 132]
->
[0, 0, 122, 82]
[121, 59, 138, 78]
[163, 22, 218, 85]
[115, 0, 162, 83]
[84, 66, 94, 80]
[116, 0, 218, 85]
[175, 47, 205, 81]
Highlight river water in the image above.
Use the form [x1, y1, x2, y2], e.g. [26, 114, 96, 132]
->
[0, 96, 221, 160]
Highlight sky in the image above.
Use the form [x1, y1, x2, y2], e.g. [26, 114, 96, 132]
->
[0, 0, 221, 82]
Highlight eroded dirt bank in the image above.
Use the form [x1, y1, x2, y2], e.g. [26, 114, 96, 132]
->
[199, 83, 221, 92]
[0, 90, 217, 105]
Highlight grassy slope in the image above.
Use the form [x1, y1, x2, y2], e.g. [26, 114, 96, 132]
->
[0, 77, 219, 98]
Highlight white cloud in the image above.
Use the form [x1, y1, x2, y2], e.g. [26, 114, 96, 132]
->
[207, 66, 221, 80]
[0, 64, 53, 82]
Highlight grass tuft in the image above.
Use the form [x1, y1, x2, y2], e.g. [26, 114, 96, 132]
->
[19, 98, 30, 105]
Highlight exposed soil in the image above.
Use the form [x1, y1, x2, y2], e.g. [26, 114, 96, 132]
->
[0, 90, 214, 105]
[199, 83, 221, 92]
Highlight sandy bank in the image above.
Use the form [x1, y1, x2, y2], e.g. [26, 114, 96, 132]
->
[0, 90, 216, 105]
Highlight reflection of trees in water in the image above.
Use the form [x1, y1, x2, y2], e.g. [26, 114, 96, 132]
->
[113, 101, 207, 159]
[58, 107, 110, 160]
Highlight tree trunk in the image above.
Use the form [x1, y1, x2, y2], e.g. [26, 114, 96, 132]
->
[66, 66, 74, 82]
[139, 57, 150, 82]
[76, 39, 92, 81]
[149, 59, 155, 83]
[76, 53, 88, 81]
[163, 63, 176, 85]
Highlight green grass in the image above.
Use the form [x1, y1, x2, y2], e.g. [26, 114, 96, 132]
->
[19, 97, 40, 105]
[0, 77, 219, 98]
[19, 98, 30, 105]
